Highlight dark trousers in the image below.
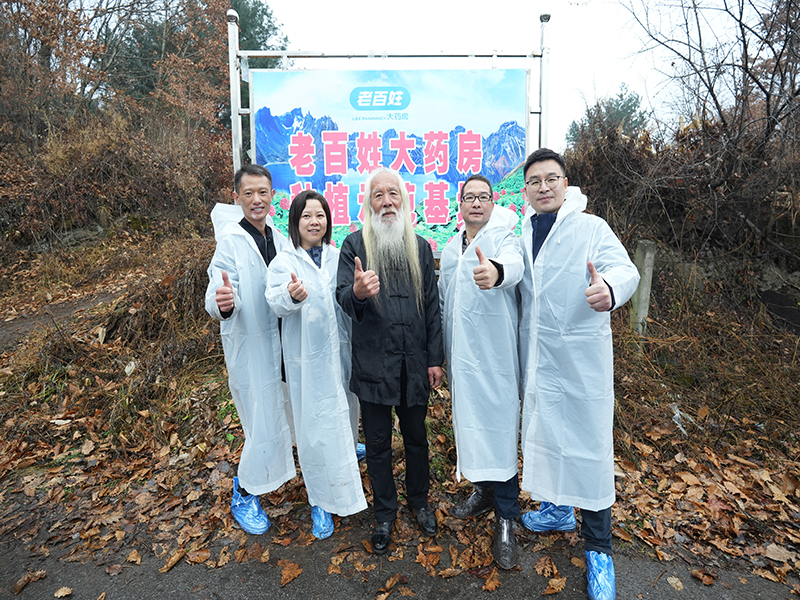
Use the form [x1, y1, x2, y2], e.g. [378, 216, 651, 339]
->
[360, 374, 430, 522]
[580, 506, 613, 555]
[475, 474, 520, 520]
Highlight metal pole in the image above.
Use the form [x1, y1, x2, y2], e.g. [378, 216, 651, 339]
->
[539, 13, 551, 149]
[227, 10, 242, 175]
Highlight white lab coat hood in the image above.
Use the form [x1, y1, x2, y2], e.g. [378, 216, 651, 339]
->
[266, 244, 367, 516]
[439, 219, 524, 483]
[205, 209, 295, 495]
[519, 187, 640, 511]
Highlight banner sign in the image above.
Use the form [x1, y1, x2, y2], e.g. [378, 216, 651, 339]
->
[251, 68, 529, 248]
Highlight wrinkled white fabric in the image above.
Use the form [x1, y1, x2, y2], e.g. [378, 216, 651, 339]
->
[266, 244, 367, 516]
[205, 209, 295, 496]
[439, 220, 524, 483]
[519, 187, 640, 511]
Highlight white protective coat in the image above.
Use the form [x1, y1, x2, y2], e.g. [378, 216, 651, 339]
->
[205, 208, 295, 496]
[266, 244, 367, 516]
[439, 218, 524, 483]
[519, 187, 640, 511]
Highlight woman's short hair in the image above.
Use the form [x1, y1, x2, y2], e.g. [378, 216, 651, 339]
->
[288, 189, 332, 248]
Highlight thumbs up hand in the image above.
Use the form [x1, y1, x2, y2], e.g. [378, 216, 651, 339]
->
[353, 256, 380, 300]
[288, 272, 308, 302]
[215, 269, 235, 312]
[585, 261, 612, 312]
[472, 246, 499, 290]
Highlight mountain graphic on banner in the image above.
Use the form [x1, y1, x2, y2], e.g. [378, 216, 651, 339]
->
[254, 107, 525, 189]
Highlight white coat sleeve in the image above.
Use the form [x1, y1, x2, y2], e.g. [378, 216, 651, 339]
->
[491, 230, 525, 290]
[590, 222, 640, 310]
[205, 237, 242, 321]
[265, 252, 304, 318]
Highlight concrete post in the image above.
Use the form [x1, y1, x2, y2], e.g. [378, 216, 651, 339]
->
[630, 240, 656, 337]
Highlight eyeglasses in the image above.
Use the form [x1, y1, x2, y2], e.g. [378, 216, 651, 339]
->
[461, 194, 492, 204]
[525, 176, 564, 188]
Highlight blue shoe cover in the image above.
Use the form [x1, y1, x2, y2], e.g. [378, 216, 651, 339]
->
[311, 506, 334, 539]
[356, 443, 367, 461]
[520, 501, 577, 532]
[231, 476, 271, 535]
[586, 550, 616, 600]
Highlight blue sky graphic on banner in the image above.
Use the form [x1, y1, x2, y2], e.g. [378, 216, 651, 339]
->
[250, 69, 528, 248]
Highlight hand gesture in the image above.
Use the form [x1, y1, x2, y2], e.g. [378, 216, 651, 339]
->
[585, 261, 612, 312]
[215, 270, 235, 312]
[353, 256, 380, 300]
[472, 246, 499, 290]
[288, 272, 307, 302]
[428, 366, 443, 388]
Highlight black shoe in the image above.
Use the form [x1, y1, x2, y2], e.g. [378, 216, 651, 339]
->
[492, 517, 517, 570]
[413, 505, 438, 537]
[371, 520, 394, 554]
[451, 486, 495, 519]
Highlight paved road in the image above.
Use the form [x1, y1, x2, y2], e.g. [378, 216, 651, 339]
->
[2, 515, 792, 600]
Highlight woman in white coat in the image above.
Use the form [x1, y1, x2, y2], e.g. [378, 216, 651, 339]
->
[266, 190, 367, 539]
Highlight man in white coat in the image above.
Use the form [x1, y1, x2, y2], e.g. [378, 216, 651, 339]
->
[438, 174, 524, 570]
[518, 149, 640, 600]
[205, 164, 294, 535]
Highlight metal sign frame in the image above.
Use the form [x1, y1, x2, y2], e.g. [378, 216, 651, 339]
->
[225, 9, 550, 176]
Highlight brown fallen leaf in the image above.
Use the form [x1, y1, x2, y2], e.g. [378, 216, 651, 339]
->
[534, 556, 560, 578]
[105, 564, 123, 576]
[482, 568, 501, 592]
[217, 546, 231, 567]
[383, 574, 403, 590]
[398, 588, 415, 597]
[54, 587, 73, 597]
[158, 548, 186, 573]
[81, 439, 95, 455]
[278, 560, 302, 586]
[666, 576, 684, 591]
[437, 568, 462, 578]
[753, 568, 781, 583]
[126, 550, 141, 565]
[691, 568, 716, 585]
[97, 593, 107, 600]
[186, 548, 211, 564]
[570, 556, 586, 569]
[543, 576, 567, 595]
[14, 570, 46, 594]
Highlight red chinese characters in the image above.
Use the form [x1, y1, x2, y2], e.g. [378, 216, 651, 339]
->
[322, 131, 348, 176]
[389, 132, 416, 174]
[289, 132, 316, 176]
[457, 130, 482, 175]
[423, 131, 449, 175]
[289, 181, 312, 201]
[356, 132, 382, 174]
[325, 181, 351, 226]
[423, 180, 450, 225]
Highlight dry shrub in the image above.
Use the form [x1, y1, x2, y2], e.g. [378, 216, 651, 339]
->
[2, 237, 222, 448]
[613, 248, 800, 464]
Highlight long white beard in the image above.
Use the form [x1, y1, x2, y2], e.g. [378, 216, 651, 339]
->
[370, 210, 410, 276]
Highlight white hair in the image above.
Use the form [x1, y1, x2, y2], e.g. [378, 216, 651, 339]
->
[362, 168, 424, 313]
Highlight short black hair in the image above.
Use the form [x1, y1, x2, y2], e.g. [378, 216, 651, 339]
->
[234, 164, 273, 194]
[288, 190, 332, 249]
[522, 148, 566, 181]
[460, 174, 493, 200]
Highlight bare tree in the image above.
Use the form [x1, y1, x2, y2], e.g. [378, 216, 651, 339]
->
[623, 0, 800, 262]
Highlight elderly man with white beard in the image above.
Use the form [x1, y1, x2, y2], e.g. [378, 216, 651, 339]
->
[337, 167, 444, 555]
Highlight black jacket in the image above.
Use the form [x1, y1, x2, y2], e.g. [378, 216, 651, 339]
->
[336, 230, 444, 407]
